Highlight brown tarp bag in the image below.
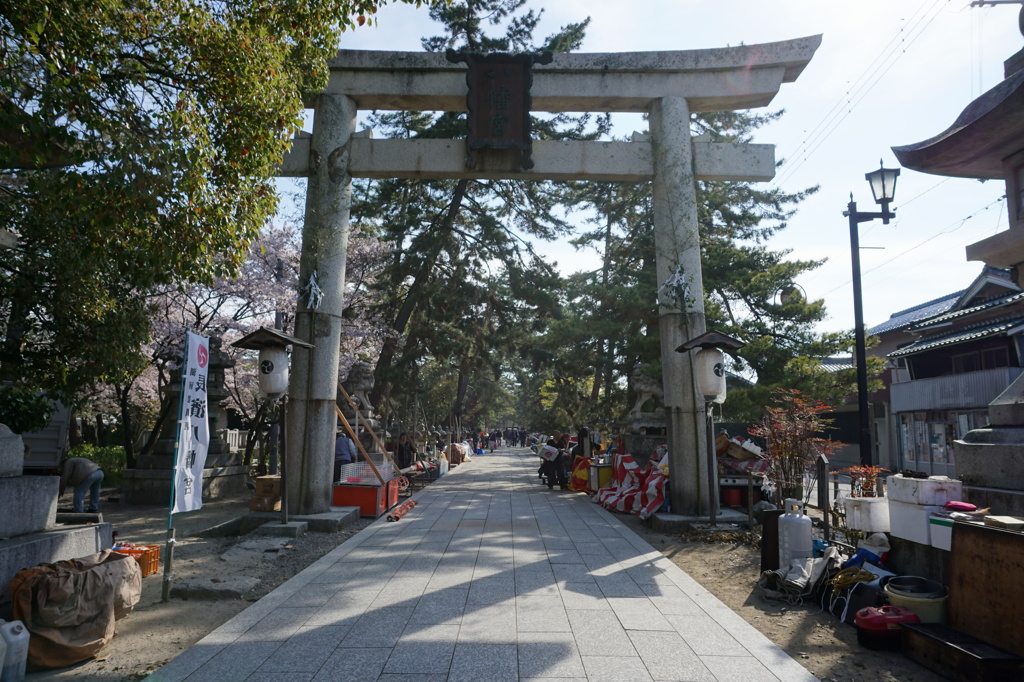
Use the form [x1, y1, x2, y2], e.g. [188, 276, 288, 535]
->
[9, 549, 142, 669]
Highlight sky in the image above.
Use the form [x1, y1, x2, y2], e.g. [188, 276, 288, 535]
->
[320, 0, 1024, 335]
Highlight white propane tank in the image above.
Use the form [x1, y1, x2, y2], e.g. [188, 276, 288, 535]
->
[777, 498, 813, 569]
[0, 619, 29, 682]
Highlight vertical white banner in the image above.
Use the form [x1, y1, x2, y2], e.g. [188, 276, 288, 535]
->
[173, 331, 210, 513]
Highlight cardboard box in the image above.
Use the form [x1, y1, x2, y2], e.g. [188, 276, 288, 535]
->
[254, 476, 281, 497]
[726, 442, 760, 461]
[249, 494, 281, 512]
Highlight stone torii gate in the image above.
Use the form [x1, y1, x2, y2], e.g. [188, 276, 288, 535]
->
[279, 36, 821, 516]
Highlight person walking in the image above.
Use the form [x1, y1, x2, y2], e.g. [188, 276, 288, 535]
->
[59, 456, 104, 513]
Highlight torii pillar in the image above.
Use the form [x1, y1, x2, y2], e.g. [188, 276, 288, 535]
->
[281, 37, 821, 515]
[650, 95, 709, 514]
[286, 93, 356, 514]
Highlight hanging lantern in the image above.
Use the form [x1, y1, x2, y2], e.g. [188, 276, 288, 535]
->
[232, 327, 313, 399]
[695, 348, 726, 403]
[258, 347, 290, 396]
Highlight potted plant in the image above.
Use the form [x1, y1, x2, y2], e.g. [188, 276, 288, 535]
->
[838, 464, 890, 498]
[837, 465, 891, 533]
[749, 389, 838, 506]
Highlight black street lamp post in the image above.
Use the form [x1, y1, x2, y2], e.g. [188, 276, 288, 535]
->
[844, 161, 900, 466]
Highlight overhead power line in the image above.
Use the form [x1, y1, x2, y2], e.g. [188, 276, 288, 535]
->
[815, 194, 1007, 298]
[772, 0, 949, 189]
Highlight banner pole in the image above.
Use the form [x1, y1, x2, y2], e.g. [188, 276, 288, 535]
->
[162, 331, 190, 602]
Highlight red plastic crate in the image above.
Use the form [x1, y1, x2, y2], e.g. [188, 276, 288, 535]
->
[113, 544, 160, 577]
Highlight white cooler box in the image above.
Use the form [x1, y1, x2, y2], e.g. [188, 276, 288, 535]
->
[888, 499, 944, 545]
[887, 474, 962, 506]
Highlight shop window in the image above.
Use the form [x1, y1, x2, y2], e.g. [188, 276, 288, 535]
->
[914, 416, 929, 461]
[900, 415, 913, 455]
[928, 423, 944, 464]
[952, 352, 980, 374]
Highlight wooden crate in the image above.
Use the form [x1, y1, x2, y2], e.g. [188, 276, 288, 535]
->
[949, 522, 1024, 655]
[902, 623, 1024, 682]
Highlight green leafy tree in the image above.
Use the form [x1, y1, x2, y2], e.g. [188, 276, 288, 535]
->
[560, 109, 869, 424]
[0, 0, 423, 405]
[352, 0, 597, 427]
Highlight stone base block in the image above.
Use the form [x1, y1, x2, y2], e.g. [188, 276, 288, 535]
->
[120, 465, 250, 505]
[963, 485, 1024, 516]
[954, 434, 1024, 490]
[256, 521, 308, 538]
[134, 450, 241, 470]
[0, 476, 58, 536]
[0, 424, 23, 478]
[649, 508, 748, 533]
[247, 506, 361, 533]
[0, 523, 113, 609]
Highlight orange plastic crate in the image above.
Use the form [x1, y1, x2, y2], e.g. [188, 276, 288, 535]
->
[114, 545, 161, 577]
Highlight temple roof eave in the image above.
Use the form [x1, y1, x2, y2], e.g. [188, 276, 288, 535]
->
[892, 69, 1024, 180]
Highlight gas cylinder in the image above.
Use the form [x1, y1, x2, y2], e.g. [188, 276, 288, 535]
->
[777, 498, 813, 568]
[0, 619, 29, 682]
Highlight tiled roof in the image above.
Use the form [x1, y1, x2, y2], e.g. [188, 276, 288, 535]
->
[820, 357, 853, 373]
[889, 313, 1024, 357]
[869, 291, 962, 335]
[910, 290, 1024, 329]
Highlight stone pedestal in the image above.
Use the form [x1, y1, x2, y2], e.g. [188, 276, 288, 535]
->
[0, 424, 111, 616]
[0, 476, 58, 537]
[0, 424, 22, 478]
[622, 413, 668, 468]
[122, 336, 245, 504]
[953, 372, 1024, 514]
[0, 524, 113, 612]
[119, 465, 250, 505]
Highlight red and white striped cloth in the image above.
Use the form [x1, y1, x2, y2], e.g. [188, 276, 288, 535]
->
[593, 453, 668, 519]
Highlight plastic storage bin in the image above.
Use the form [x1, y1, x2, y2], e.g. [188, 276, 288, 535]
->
[929, 514, 953, 550]
[888, 475, 962, 506]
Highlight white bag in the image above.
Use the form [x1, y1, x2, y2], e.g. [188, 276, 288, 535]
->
[538, 444, 560, 461]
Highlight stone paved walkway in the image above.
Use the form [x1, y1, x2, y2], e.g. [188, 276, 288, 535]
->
[149, 448, 816, 682]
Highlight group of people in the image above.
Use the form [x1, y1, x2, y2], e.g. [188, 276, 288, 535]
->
[538, 432, 571, 489]
[471, 427, 530, 452]
[536, 427, 602, 491]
